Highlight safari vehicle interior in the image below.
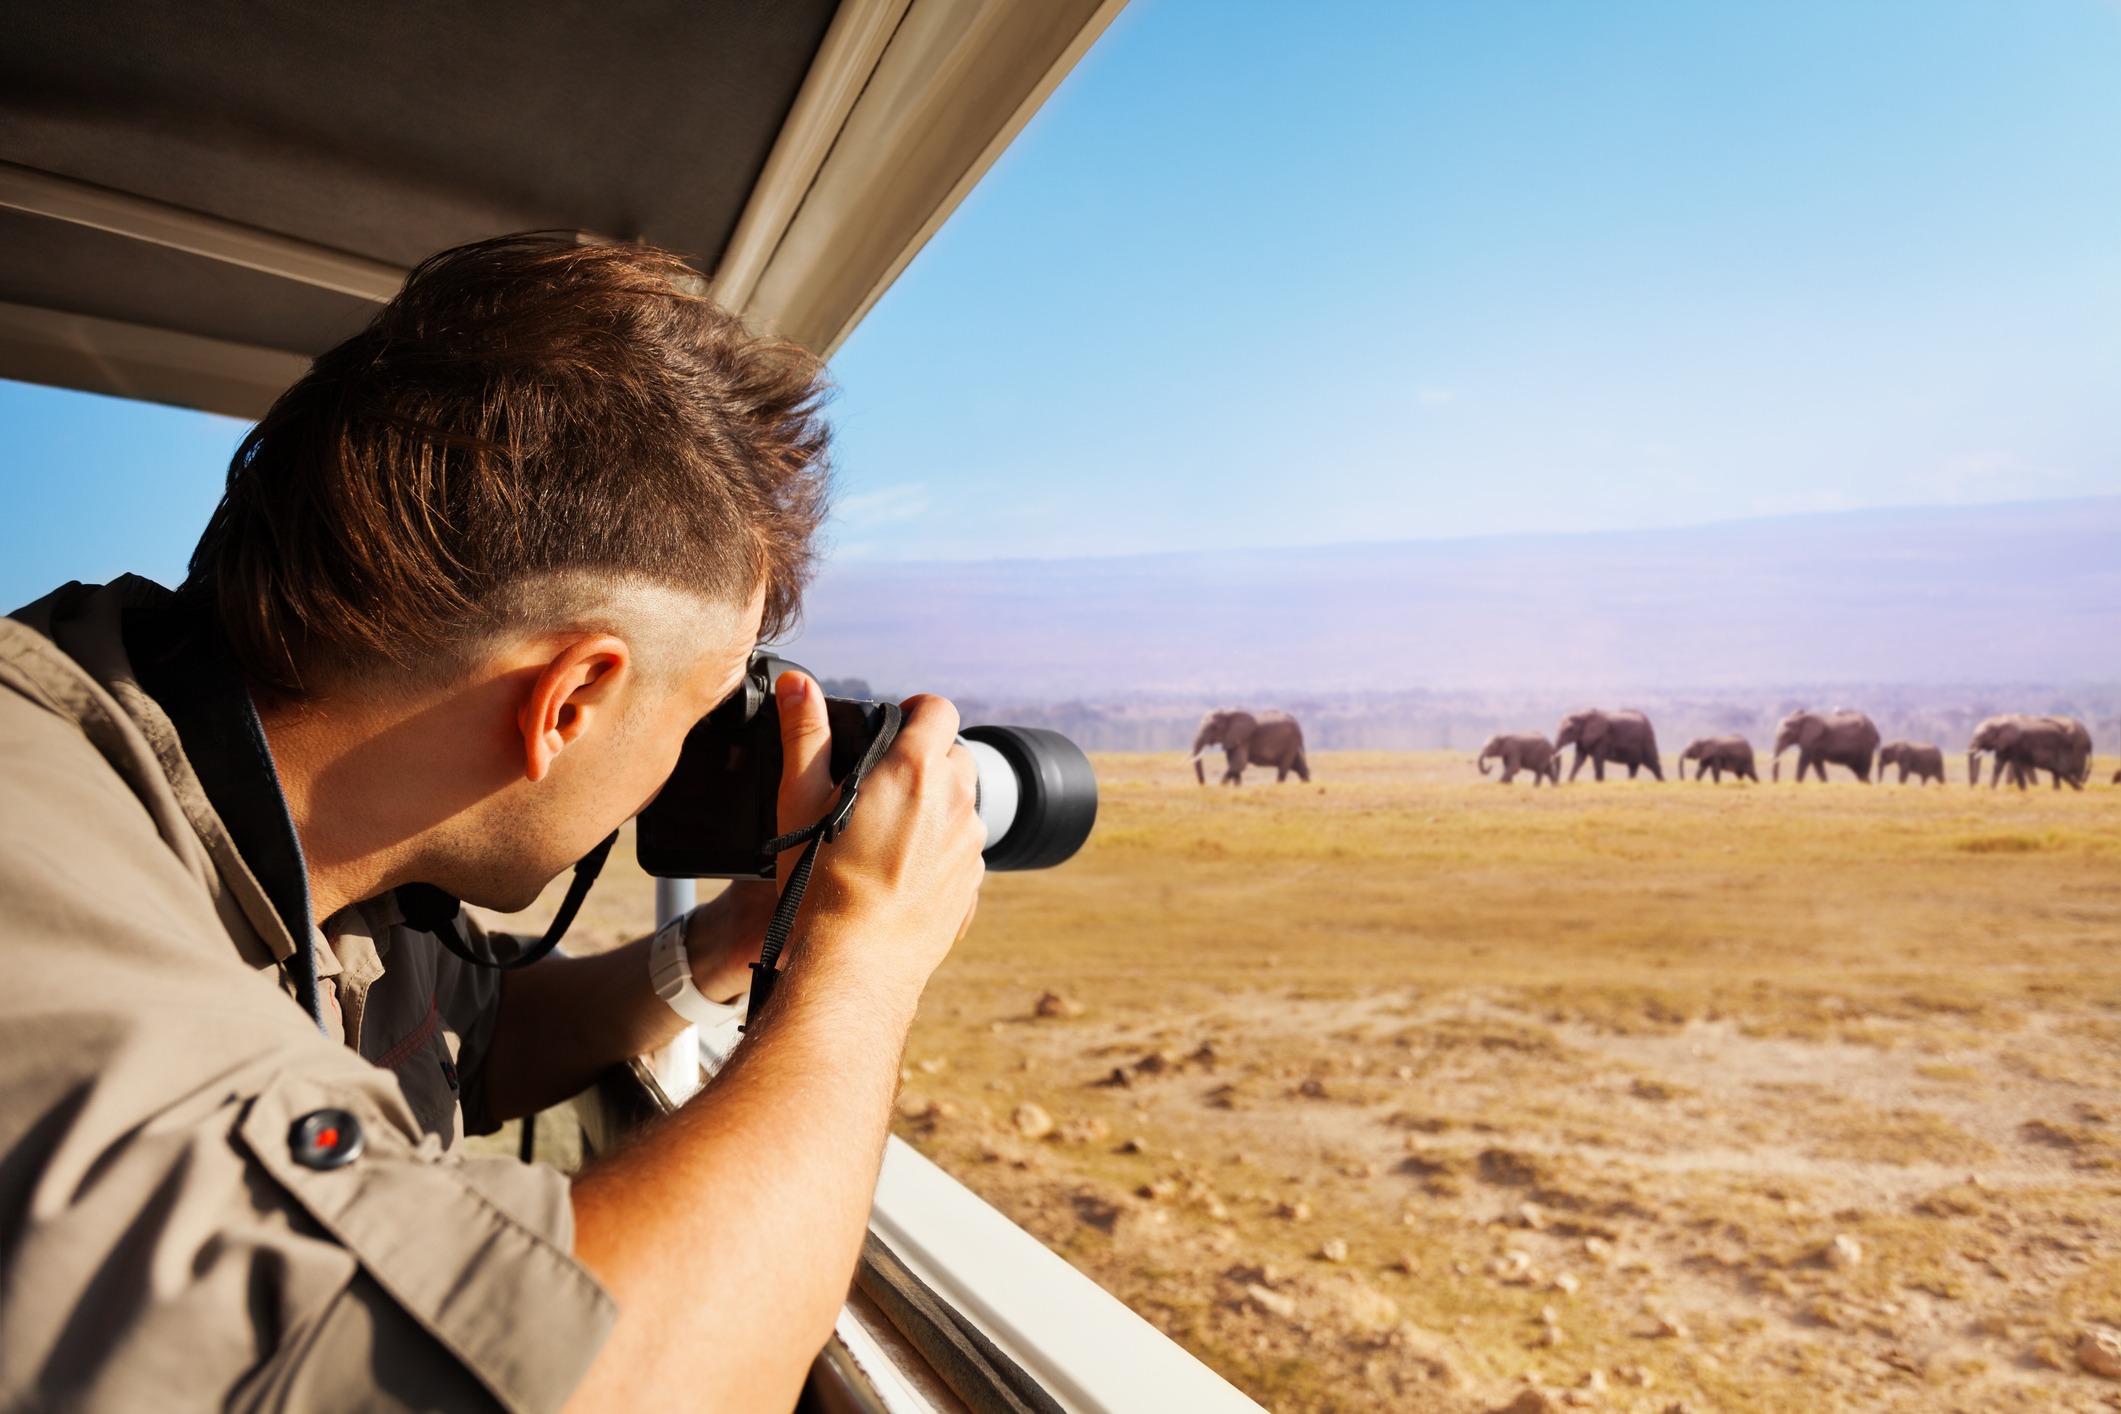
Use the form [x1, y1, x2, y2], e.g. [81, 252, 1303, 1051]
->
[0, 2, 1261, 1409]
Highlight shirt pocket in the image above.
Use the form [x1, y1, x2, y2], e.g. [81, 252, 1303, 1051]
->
[238, 1070, 615, 1413]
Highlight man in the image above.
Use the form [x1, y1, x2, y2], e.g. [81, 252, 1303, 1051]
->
[0, 236, 986, 1412]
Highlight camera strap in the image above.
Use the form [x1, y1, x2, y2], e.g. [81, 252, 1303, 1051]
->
[745, 701, 904, 1029]
[394, 829, 619, 970]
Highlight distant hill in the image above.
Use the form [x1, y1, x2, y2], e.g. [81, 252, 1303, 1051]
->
[785, 496, 2121, 696]
[780, 497, 2121, 751]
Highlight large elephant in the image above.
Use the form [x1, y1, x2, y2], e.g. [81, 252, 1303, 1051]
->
[1969, 714, 2090, 791]
[1191, 709, 1309, 786]
[1877, 741, 1945, 785]
[1554, 709, 1662, 782]
[1678, 735, 1757, 783]
[1771, 709, 1879, 783]
[1477, 733, 1561, 785]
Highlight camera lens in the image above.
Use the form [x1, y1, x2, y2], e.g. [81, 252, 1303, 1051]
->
[960, 725, 1098, 871]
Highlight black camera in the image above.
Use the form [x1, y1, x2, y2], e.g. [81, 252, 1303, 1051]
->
[636, 653, 1098, 879]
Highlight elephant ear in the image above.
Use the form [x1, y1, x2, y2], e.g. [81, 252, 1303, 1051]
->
[1993, 721, 2023, 749]
[1227, 712, 1259, 745]
[1581, 713, 1610, 745]
[1800, 716, 1826, 746]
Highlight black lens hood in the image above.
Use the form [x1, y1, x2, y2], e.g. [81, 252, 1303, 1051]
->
[962, 725, 1098, 871]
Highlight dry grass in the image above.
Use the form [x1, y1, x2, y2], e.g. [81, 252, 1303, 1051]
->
[891, 752, 2121, 1412]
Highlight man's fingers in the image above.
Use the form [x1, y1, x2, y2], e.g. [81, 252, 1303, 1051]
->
[892, 693, 964, 760]
[776, 671, 834, 827]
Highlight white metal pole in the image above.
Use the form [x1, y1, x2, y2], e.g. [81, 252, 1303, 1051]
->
[648, 877, 700, 1101]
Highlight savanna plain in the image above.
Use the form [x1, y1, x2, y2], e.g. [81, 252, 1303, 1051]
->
[487, 751, 2121, 1413]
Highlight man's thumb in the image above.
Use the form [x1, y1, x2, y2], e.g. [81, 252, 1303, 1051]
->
[775, 671, 833, 822]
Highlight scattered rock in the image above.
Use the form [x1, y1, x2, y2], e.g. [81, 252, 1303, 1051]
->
[2078, 1327, 2121, 1380]
[1117, 1135, 1147, 1154]
[1318, 1238, 1350, 1263]
[1517, 1202, 1547, 1230]
[1330, 1277, 1400, 1331]
[1489, 1389, 1559, 1414]
[1244, 1283, 1297, 1319]
[1011, 1103, 1055, 1140]
[1537, 1321, 1564, 1347]
[1803, 1296, 1844, 1329]
[1058, 1117, 1110, 1144]
[1615, 1366, 1655, 1388]
[1394, 1251, 1422, 1275]
[1490, 1249, 1534, 1281]
[1273, 1199, 1313, 1222]
[1551, 1272, 1580, 1295]
[1204, 1083, 1246, 1109]
[1137, 1178, 1178, 1201]
[1630, 1077, 1674, 1101]
[1190, 1041, 1220, 1068]
[1582, 1237, 1613, 1262]
[916, 1056, 947, 1075]
[1034, 990, 1082, 1019]
[1653, 1314, 1690, 1340]
[1134, 1049, 1179, 1075]
[1824, 1233, 1863, 1270]
[1095, 1066, 1131, 1088]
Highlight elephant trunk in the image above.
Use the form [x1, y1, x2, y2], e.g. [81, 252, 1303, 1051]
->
[1771, 754, 1781, 783]
[1193, 752, 1207, 785]
[1967, 750, 1980, 788]
[1478, 752, 1494, 776]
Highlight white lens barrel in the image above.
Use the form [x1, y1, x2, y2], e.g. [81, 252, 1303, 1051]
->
[960, 736, 1020, 849]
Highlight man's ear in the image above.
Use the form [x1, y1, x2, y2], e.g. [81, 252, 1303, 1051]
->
[518, 635, 631, 783]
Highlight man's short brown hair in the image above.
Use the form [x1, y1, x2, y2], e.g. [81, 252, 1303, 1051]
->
[185, 234, 831, 698]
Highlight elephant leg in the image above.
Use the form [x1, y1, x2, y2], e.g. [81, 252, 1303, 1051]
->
[1593, 751, 1608, 782]
[1626, 762, 1640, 779]
[1568, 750, 1585, 782]
[1222, 746, 1246, 786]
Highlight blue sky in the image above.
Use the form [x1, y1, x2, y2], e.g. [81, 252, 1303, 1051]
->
[4, 0, 2119, 605]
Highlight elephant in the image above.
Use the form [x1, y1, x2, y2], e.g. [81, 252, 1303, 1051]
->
[1554, 709, 1662, 782]
[1968, 715, 2090, 791]
[1877, 741, 1946, 785]
[1190, 708, 1309, 786]
[1771, 709, 1879, 783]
[1477, 733, 1562, 785]
[1678, 735, 1757, 783]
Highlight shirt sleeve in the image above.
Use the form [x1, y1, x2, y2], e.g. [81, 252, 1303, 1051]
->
[0, 686, 616, 1413]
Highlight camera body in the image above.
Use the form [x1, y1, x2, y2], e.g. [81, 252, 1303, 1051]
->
[636, 653, 1097, 879]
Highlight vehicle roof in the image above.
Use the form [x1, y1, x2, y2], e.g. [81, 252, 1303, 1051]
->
[0, 0, 1124, 417]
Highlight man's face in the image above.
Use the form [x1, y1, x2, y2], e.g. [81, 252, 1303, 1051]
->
[444, 586, 766, 912]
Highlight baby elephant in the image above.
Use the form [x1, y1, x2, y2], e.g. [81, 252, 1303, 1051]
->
[1879, 741, 1946, 785]
[1678, 735, 1758, 783]
[1477, 732, 1562, 785]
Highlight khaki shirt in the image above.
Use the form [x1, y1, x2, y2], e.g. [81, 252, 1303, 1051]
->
[0, 580, 615, 1412]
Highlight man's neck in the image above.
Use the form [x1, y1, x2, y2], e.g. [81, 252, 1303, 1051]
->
[256, 686, 510, 924]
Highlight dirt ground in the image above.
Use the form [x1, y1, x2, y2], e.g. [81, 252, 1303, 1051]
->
[484, 750, 2121, 1413]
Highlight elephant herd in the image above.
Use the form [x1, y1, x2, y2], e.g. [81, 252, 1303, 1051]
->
[1477, 708, 2105, 790]
[1186, 704, 2107, 791]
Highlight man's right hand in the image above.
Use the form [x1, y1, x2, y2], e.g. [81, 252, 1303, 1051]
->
[770, 671, 985, 1003]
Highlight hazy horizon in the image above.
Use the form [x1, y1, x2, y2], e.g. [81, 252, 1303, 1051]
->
[782, 494, 2121, 710]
